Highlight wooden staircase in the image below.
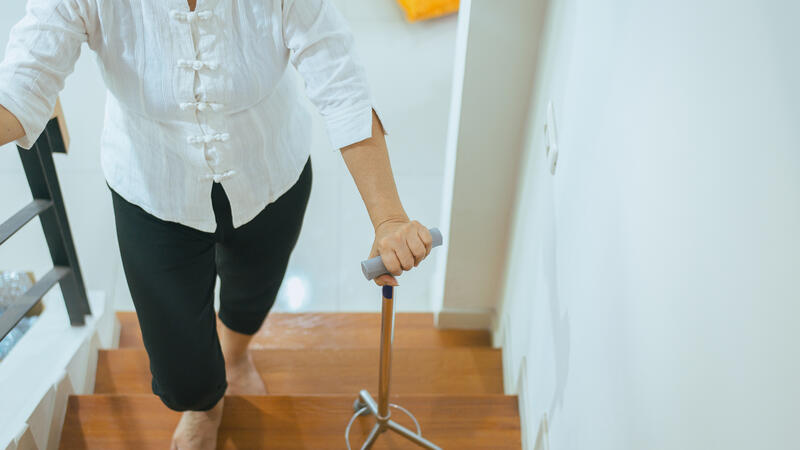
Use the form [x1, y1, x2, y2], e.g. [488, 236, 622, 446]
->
[59, 312, 521, 449]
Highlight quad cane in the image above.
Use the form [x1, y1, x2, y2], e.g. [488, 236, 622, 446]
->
[345, 228, 444, 450]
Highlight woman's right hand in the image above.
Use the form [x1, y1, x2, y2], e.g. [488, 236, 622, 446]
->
[0, 104, 25, 147]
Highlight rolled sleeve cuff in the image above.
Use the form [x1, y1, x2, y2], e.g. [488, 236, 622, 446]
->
[0, 90, 46, 150]
[324, 102, 388, 151]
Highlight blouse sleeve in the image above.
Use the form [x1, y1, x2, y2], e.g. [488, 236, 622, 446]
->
[0, 0, 91, 149]
[282, 0, 387, 151]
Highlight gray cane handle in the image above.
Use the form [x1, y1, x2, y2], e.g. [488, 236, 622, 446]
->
[361, 227, 443, 280]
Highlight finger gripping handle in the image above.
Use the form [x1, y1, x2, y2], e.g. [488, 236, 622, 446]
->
[361, 227, 443, 280]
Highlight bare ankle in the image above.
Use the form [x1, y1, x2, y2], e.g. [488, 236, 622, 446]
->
[206, 396, 224, 419]
[184, 397, 224, 421]
[220, 322, 256, 367]
[224, 350, 252, 370]
[171, 397, 224, 450]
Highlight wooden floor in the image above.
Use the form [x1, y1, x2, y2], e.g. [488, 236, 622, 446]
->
[60, 312, 521, 449]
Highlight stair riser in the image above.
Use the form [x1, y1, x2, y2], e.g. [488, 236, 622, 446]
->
[60, 395, 522, 449]
[95, 348, 504, 395]
[117, 312, 493, 349]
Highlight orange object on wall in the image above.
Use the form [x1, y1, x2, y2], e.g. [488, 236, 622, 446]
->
[396, 0, 459, 22]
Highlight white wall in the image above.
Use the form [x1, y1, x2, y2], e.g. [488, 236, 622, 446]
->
[496, 1, 800, 448]
[0, 0, 456, 313]
[432, 0, 546, 328]
[292, 1, 457, 312]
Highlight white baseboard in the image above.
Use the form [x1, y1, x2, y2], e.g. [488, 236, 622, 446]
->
[516, 356, 531, 450]
[434, 307, 495, 330]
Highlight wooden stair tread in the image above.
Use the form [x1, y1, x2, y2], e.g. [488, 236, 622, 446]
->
[95, 348, 504, 395]
[117, 311, 492, 349]
[60, 394, 520, 449]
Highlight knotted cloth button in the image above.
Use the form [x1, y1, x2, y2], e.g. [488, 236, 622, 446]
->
[177, 59, 219, 71]
[169, 10, 213, 23]
[200, 169, 237, 182]
[199, 102, 223, 112]
[179, 101, 224, 112]
[187, 133, 231, 145]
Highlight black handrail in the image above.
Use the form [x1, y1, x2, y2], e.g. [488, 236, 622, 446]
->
[0, 115, 91, 341]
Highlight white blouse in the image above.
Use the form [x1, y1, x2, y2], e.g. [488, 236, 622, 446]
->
[0, 0, 384, 232]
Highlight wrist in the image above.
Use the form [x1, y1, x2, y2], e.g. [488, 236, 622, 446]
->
[373, 212, 409, 231]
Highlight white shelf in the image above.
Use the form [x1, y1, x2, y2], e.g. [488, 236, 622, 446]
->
[0, 289, 116, 450]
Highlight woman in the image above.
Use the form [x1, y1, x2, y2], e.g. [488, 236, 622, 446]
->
[0, 0, 433, 448]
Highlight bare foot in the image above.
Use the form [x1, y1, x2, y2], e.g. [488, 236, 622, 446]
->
[170, 397, 224, 450]
[225, 351, 267, 395]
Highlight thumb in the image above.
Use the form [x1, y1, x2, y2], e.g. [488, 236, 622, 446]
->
[368, 239, 380, 258]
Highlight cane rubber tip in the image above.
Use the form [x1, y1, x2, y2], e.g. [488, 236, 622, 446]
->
[382, 285, 394, 299]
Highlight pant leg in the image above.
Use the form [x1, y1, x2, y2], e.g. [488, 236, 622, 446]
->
[108, 182, 227, 412]
[214, 156, 312, 334]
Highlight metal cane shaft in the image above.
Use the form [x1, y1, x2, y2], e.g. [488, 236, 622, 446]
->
[346, 285, 443, 450]
[377, 285, 396, 420]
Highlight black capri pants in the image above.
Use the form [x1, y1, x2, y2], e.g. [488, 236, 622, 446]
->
[107, 156, 312, 412]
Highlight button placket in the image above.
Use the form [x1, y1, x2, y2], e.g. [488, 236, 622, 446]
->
[170, 7, 234, 183]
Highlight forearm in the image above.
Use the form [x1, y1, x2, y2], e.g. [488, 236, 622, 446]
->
[0, 104, 24, 147]
[340, 109, 408, 230]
